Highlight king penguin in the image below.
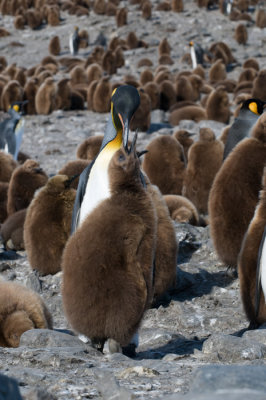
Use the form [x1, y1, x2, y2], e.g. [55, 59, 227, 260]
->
[0, 101, 28, 161]
[223, 98, 266, 159]
[71, 84, 141, 233]
[189, 41, 205, 69]
[69, 26, 80, 56]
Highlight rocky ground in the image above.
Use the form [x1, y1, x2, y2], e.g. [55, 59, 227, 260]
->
[0, 1, 266, 399]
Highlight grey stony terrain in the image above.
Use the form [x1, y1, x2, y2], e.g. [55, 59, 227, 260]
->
[0, 1, 266, 399]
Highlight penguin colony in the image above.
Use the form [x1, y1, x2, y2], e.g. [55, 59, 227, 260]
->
[0, 0, 265, 355]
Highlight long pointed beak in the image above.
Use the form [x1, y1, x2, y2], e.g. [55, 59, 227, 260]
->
[123, 119, 129, 153]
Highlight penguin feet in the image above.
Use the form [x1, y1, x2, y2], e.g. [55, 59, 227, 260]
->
[225, 266, 238, 279]
[91, 337, 106, 353]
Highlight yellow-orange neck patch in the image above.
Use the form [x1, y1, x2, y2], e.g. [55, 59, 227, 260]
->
[249, 101, 259, 115]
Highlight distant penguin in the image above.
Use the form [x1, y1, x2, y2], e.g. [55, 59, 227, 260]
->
[1, 80, 24, 112]
[206, 87, 230, 124]
[235, 23, 248, 45]
[170, 105, 207, 125]
[62, 133, 157, 352]
[140, 69, 154, 86]
[182, 128, 224, 214]
[0, 182, 8, 223]
[130, 88, 151, 132]
[92, 77, 112, 113]
[158, 38, 171, 56]
[35, 77, 56, 115]
[243, 58, 259, 71]
[159, 80, 176, 111]
[69, 26, 80, 56]
[164, 194, 200, 225]
[86, 63, 103, 84]
[172, 0, 183, 12]
[209, 59, 227, 84]
[0, 101, 27, 160]
[252, 69, 266, 102]
[49, 35, 61, 56]
[188, 41, 205, 69]
[24, 77, 39, 115]
[0, 151, 17, 182]
[24, 175, 76, 276]
[223, 98, 266, 159]
[255, 8, 266, 29]
[143, 82, 160, 110]
[209, 112, 266, 268]
[0, 280, 53, 348]
[0, 208, 26, 250]
[146, 183, 178, 304]
[76, 135, 103, 160]
[142, 135, 186, 195]
[142, 0, 152, 19]
[116, 7, 127, 27]
[7, 159, 48, 216]
[58, 160, 90, 189]
[173, 129, 194, 160]
[238, 167, 266, 327]
[175, 76, 194, 101]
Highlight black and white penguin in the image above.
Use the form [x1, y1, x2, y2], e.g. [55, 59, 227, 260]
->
[71, 85, 140, 233]
[69, 26, 80, 56]
[223, 98, 266, 159]
[0, 101, 28, 160]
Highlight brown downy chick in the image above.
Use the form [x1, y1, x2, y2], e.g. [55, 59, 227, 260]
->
[0, 151, 18, 182]
[172, 130, 194, 160]
[0, 280, 53, 348]
[0, 208, 26, 250]
[208, 112, 266, 268]
[58, 160, 90, 189]
[142, 135, 186, 195]
[7, 159, 48, 216]
[182, 128, 224, 214]
[62, 135, 157, 350]
[24, 174, 76, 276]
[76, 135, 103, 160]
[163, 194, 200, 225]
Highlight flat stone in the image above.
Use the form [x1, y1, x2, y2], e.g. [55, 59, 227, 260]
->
[94, 369, 135, 400]
[117, 366, 160, 379]
[202, 334, 266, 361]
[243, 329, 266, 345]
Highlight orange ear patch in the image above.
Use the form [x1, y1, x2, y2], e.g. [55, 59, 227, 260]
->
[249, 101, 259, 115]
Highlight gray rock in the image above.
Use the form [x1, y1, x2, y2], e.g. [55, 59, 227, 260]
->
[202, 334, 266, 361]
[243, 329, 266, 345]
[23, 387, 57, 400]
[0, 373, 23, 400]
[94, 369, 135, 400]
[25, 271, 42, 293]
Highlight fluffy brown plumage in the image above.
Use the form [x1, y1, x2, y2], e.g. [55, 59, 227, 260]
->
[238, 167, 266, 327]
[209, 112, 266, 267]
[0, 280, 53, 348]
[1, 80, 24, 112]
[0, 208, 26, 250]
[170, 105, 207, 125]
[147, 183, 178, 303]
[252, 69, 266, 102]
[76, 135, 103, 160]
[206, 87, 230, 124]
[0, 151, 17, 182]
[116, 7, 127, 27]
[172, 0, 183, 12]
[7, 159, 48, 216]
[58, 160, 90, 189]
[172, 129, 194, 160]
[164, 194, 200, 225]
[182, 128, 224, 214]
[92, 77, 112, 113]
[35, 77, 56, 115]
[130, 89, 151, 132]
[209, 59, 227, 84]
[235, 23, 248, 45]
[0, 182, 8, 223]
[24, 174, 76, 276]
[142, 135, 186, 195]
[62, 143, 157, 349]
[49, 36, 61, 56]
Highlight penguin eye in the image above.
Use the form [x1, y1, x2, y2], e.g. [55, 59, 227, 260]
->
[249, 102, 259, 115]
[118, 153, 125, 162]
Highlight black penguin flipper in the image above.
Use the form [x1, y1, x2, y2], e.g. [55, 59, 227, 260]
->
[255, 225, 266, 318]
[70, 159, 95, 234]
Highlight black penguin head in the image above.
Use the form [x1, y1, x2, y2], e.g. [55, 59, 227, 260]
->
[241, 98, 266, 116]
[111, 85, 140, 152]
[9, 100, 28, 115]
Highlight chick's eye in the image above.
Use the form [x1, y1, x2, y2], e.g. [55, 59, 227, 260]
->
[119, 154, 125, 162]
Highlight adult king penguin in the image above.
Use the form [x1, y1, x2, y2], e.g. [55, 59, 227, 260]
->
[223, 98, 266, 160]
[71, 84, 141, 233]
[0, 101, 27, 160]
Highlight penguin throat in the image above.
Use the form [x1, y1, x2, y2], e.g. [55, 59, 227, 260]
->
[78, 131, 123, 226]
[190, 47, 197, 69]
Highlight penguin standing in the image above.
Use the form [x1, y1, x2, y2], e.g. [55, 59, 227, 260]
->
[224, 98, 266, 159]
[0, 101, 27, 160]
[238, 167, 266, 328]
[69, 26, 80, 56]
[24, 175, 76, 276]
[62, 133, 157, 353]
[209, 111, 266, 268]
[71, 85, 141, 233]
[189, 41, 205, 69]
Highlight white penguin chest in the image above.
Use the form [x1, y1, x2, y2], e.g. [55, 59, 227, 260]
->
[69, 35, 74, 55]
[190, 47, 197, 69]
[78, 152, 113, 227]
[260, 233, 266, 302]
